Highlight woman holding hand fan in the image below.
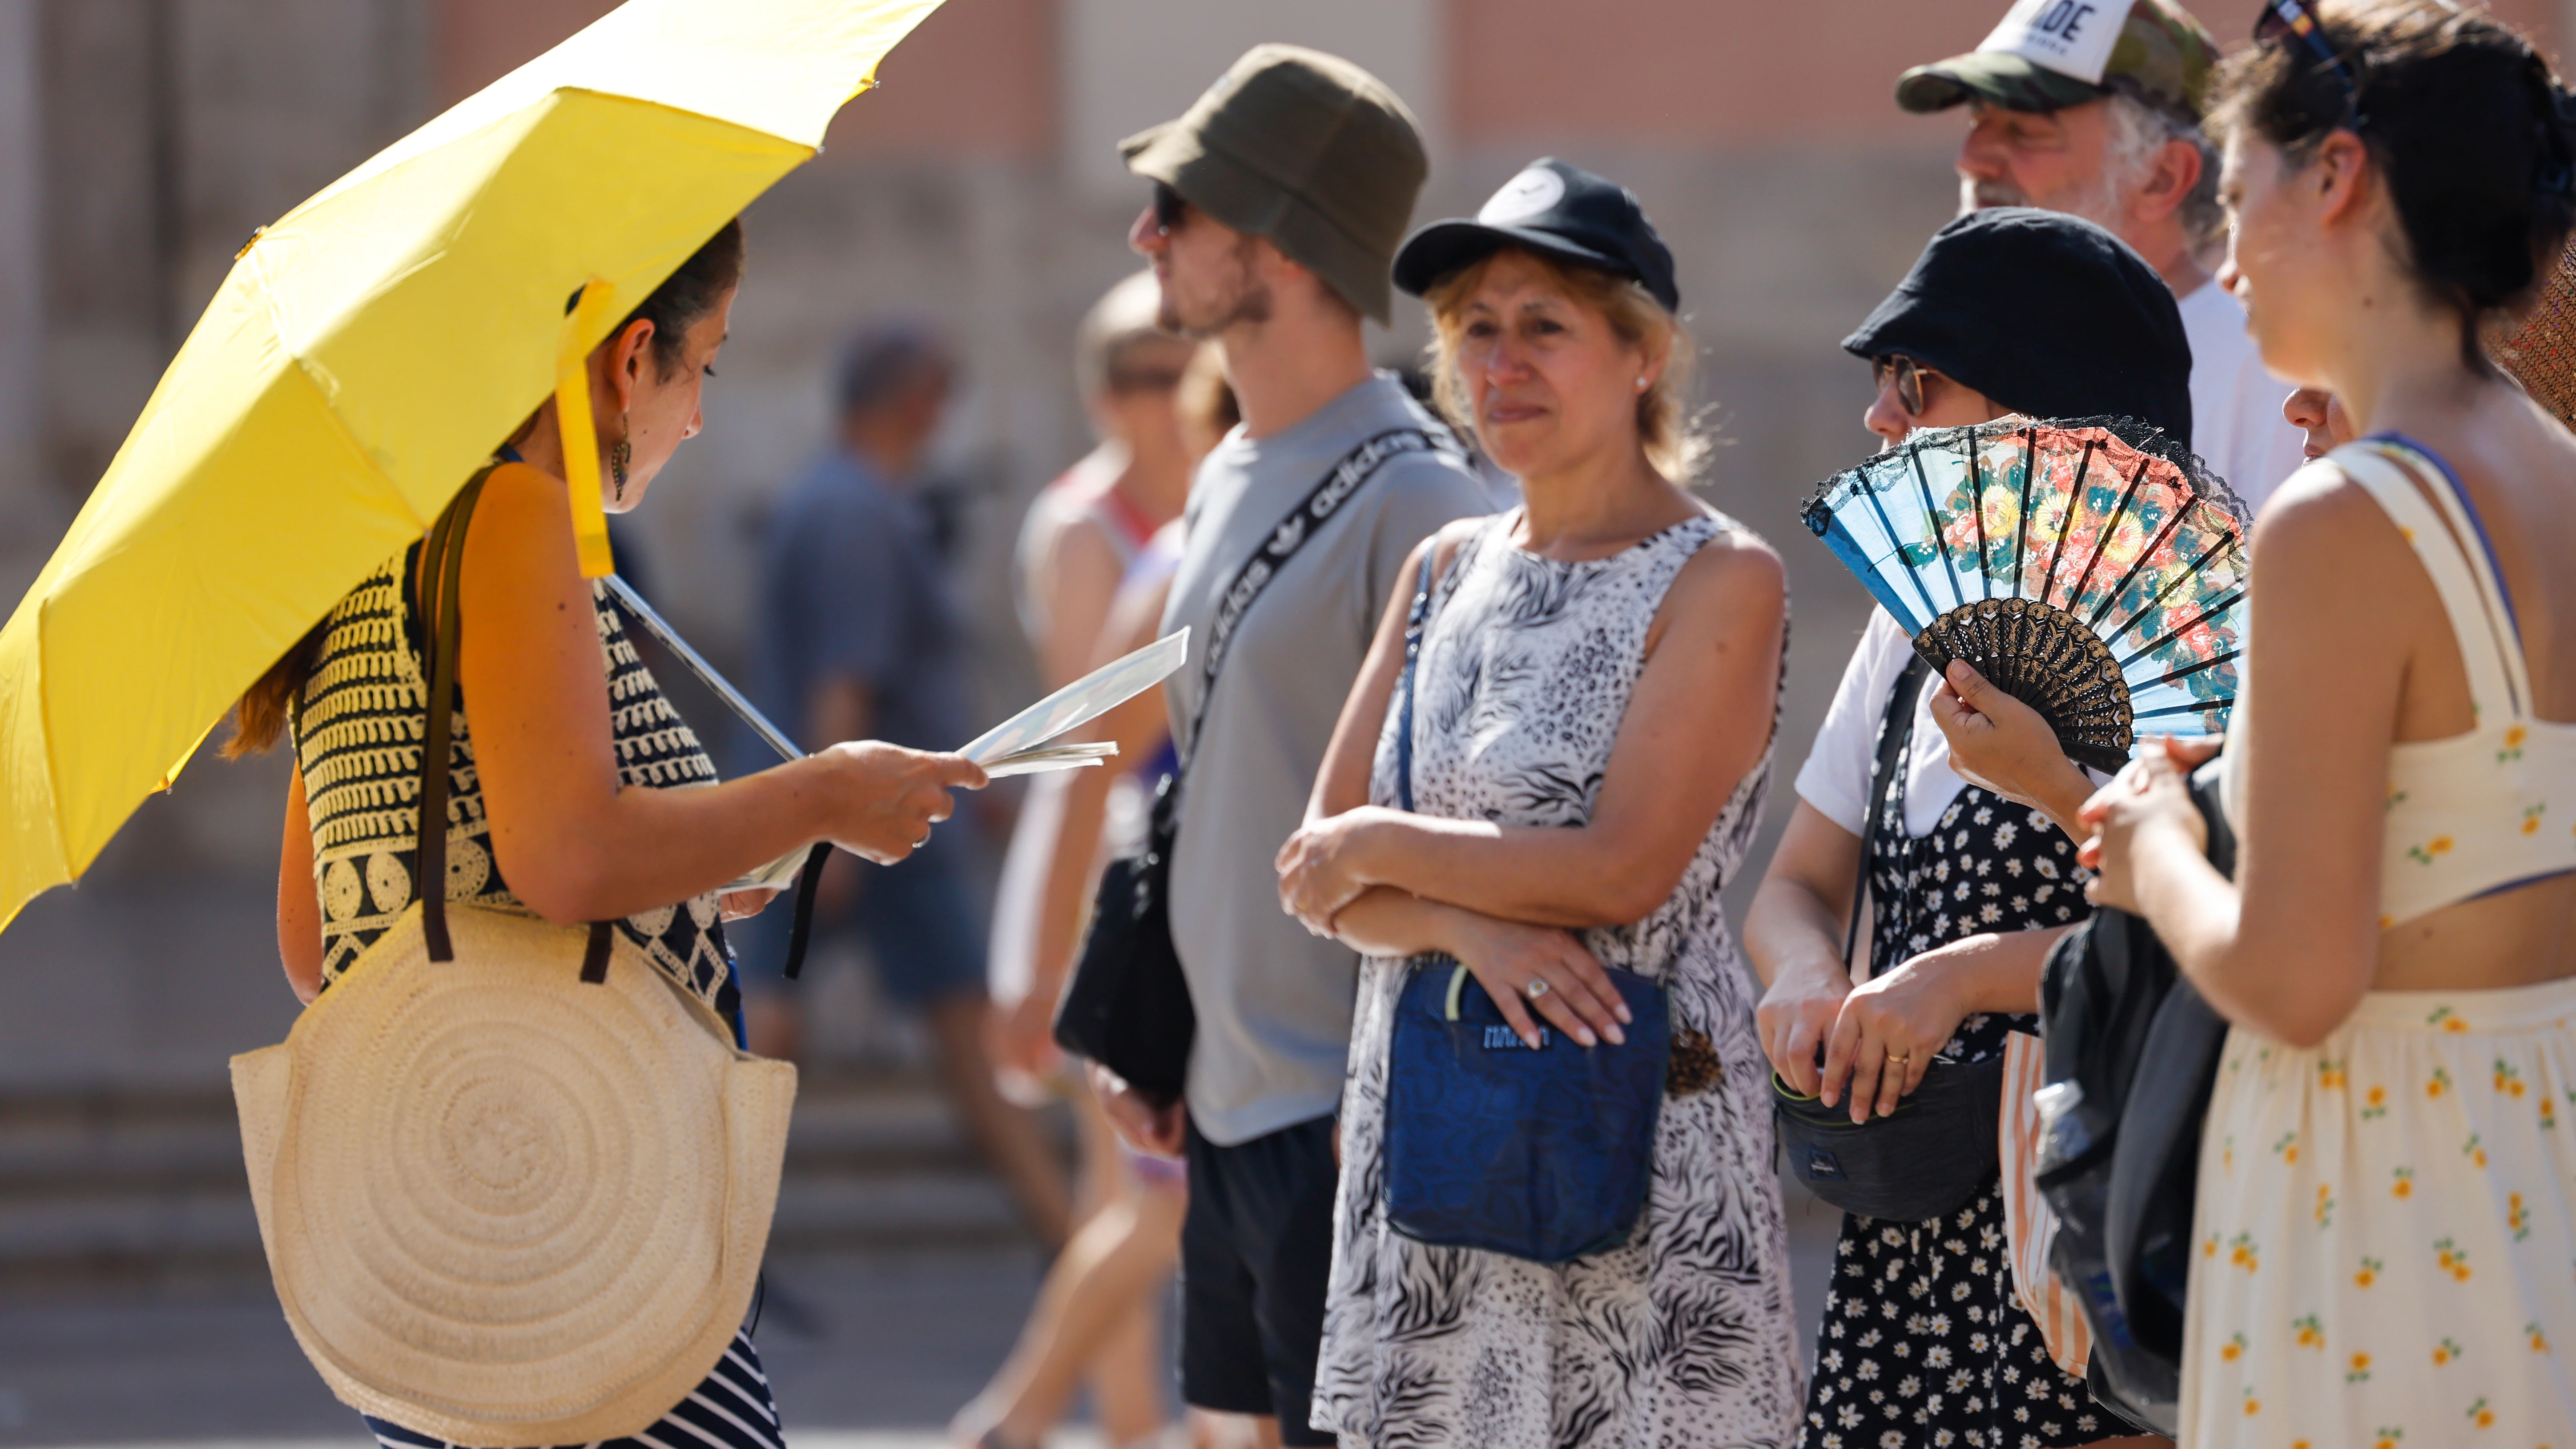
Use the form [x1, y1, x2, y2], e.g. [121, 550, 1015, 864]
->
[1744, 207, 2202, 1449]
[2085, 3, 2576, 1441]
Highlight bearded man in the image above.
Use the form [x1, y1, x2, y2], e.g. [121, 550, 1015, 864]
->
[1091, 44, 1496, 1449]
[1897, 0, 2306, 508]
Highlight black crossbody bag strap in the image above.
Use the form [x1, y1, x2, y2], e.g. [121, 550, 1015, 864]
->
[1171, 426, 1460, 785]
[1844, 654, 1931, 971]
[416, 471, 614, 974]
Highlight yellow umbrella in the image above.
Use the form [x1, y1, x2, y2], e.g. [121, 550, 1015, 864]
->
[0, 0, 943, 932]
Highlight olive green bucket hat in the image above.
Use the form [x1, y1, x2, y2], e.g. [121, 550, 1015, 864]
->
[1120, 44, 1428, 324]
[1896, 0, 2221, 124]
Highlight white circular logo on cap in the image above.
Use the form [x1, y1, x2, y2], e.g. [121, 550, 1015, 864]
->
[1478, 165, 1565, 225]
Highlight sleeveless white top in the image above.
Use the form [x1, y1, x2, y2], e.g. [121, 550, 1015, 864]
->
[2233, 437, 2576, 927]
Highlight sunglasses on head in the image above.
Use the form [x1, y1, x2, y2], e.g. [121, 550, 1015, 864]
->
[1151, 181, 1190, 235]
[2252, 0, 2362, 126]
[1872, 354, 1941, 416]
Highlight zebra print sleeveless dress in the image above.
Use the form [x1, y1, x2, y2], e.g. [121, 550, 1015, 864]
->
[1311, 510, 1803, 1449]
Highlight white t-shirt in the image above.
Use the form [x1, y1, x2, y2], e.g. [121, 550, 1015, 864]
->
[2177, 279, 2307, 516]
[1794, 609, 2111, 839]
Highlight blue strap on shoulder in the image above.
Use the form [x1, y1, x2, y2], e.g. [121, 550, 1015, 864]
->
[1393, 546, 1440, 815]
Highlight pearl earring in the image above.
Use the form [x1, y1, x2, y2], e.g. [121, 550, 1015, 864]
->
[1636, 376, 1649, 391]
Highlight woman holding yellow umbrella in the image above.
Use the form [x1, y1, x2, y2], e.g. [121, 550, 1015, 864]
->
[236, 222, 979, 1007]
[0, 4, 973, 1443]
[230, 221, 983, 1449]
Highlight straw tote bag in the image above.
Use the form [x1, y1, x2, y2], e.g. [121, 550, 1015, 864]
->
[232, 475, 796, 1447]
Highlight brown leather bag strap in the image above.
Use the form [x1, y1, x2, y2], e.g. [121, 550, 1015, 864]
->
[416, 471, 490, 962]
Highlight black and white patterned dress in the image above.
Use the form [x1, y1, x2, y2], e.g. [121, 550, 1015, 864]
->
[292, 540, 737, 1013]
[1798, 681, 2101, 1449]
[290, 523, 783, 1449]
[1312, 511, 1803, 1449]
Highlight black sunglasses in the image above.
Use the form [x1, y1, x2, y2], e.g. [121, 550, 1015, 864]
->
[1872, 354, 1942, 416]
[1151, 181, 1190, 235]
[2253, 0, 2362, 127]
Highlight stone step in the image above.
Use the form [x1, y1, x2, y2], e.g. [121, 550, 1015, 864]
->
[0, 1072, 1035, 1288]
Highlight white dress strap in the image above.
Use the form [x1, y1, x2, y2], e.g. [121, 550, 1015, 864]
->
[2327, 440, 2529, 724]
[2373, 439, 2533, 712]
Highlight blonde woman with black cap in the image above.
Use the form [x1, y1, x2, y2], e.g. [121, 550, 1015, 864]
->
[1276, 158, 1799, 1447]
[1743, 207, 2190, 1449]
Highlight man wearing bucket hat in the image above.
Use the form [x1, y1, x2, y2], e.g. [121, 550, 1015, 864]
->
[1898, 0, 2308, 511]
[1090, 43, 1494, 1449]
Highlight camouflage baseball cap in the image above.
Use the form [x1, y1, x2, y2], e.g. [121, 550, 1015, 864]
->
[1896, 0, 2222, 123]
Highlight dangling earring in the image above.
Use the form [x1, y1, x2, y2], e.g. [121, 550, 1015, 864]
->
[610, 416, 632, 503]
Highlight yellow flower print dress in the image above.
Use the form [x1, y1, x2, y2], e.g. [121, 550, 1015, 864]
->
[2181, 439, 2576, 1445]
[2180, 986, 2576, 1445]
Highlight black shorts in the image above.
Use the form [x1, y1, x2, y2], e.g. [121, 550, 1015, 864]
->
[1180, 1114, 1337, 1445]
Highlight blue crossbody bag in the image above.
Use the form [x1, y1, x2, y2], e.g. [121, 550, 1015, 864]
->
[1380, 549, 1672, 1264]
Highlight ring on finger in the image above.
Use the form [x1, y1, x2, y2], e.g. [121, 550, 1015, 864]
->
[1524, 978, 1550, 1001]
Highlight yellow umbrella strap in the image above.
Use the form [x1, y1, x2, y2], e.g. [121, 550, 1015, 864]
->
[555, 279, 619, 579]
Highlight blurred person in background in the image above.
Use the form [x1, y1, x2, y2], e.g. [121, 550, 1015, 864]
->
[1008, 271, 1197, 698]
[1898, 0, 2309, 510]
[1176, 344, 1246, 459]
[960, 275, 1203, 1449]
[990, 272, 1195, 1083]
[745, 320, 1072, 1252]
[1094, 44, 1495, 1449]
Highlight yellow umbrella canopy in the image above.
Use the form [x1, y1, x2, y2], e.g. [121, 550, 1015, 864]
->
[0, 0, 942, 932]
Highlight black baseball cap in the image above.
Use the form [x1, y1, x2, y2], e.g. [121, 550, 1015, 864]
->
[1842, 207, 2194, 446]
[1392, 158, 1680, 313]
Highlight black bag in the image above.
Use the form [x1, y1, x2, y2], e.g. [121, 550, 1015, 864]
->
[2033, 756, 2236, 1437]
[1773, 1053, 2006, 1220]
[1772, 655, 2009, 1223]
[1052, 778, 1195, 1102]
[1055, 427, 1462, 1104]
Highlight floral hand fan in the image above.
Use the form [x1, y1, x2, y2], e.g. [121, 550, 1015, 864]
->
[1802, 416, 2250, 775]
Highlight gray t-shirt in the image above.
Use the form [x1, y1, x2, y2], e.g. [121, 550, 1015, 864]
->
[1160, 373, 1497, 1145]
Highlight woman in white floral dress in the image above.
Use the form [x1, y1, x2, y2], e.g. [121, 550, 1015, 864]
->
[1276, 159, 1799, 1447]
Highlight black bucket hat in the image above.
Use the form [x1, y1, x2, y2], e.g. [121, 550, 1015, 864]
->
[1392, 158, 1679, 313]
[1842, 206, 2194, 446]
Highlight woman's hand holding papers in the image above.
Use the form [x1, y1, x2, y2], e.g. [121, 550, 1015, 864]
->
[814, 742, 990, 865]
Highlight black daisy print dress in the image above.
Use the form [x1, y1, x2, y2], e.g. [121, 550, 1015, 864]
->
[1799, 679, 2104, 1449]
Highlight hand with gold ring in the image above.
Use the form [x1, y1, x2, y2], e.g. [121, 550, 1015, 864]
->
[1432, 908, 1630, 1052]
[1817, 942, 1976, 1124]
